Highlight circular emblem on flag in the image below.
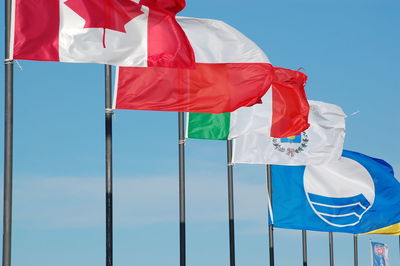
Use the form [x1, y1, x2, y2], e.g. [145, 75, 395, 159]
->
[375, 245, 385, 256]
[272, 132, 309, 157]
[303, 157, 375, 227]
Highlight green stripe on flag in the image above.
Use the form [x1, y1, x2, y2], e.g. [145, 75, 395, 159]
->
[187, 113, 230, 140]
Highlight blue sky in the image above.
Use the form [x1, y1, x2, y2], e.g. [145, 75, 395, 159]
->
[1, 0, 400, 265]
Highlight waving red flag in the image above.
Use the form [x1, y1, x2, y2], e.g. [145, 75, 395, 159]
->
[114, 17, 310, 123]
[139, 0, 186, 14]
[11, 0, 194, 68]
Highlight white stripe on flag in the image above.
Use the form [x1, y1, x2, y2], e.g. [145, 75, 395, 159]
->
[59, 0, 149, 66]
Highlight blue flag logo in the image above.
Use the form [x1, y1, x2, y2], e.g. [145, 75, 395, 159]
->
[270, 150, 400, 234]
[307, 193, 371, 227]
[304, 156, 375, 228]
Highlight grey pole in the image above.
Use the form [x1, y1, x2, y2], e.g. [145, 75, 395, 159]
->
[266, 165, 274, 266]
[329, 232, 334, 266]
[302, 230, 307, 266]
[178, 112, 186, 266]
[3, 0, 13, 265]
[353, 234, 358, 266]
[105, 65, 113, 266]
[226, 140, 235, 266]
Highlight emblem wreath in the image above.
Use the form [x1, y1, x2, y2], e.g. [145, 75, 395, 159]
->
[272, 132, 309, 157]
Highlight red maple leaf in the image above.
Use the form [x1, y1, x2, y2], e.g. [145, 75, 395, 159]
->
[64, 0, 144, 48]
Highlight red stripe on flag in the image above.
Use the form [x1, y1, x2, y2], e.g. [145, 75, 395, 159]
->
[146, 8, 195, 68]
[13, 0, 60, 61]
[270, 67, 310, 138]
[115, 63, 273, 113]
[139, 0, 186, 14]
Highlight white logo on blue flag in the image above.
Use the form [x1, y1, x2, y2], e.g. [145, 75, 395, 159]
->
[304, 157, 375, 227]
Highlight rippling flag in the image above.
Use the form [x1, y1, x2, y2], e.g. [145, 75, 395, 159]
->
[114, 17, 309, 116]
[184, 68, 309, 136]
[10, 0, 194, 67]
[232, 100, 346, 165]
[371, 242, 389, 266]
[365, 223, 400, 235]
[270, 150, 400, 234]
[114, 17, 277, 113]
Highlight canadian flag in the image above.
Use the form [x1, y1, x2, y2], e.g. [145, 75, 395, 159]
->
[10, 0, 194, 68]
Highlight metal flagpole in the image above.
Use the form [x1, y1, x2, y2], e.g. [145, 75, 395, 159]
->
[226, 140, 235, 266]
[105, 65, 113, 266]
[178, 112, 186, 266]
[353, 234, 358, 266]
[329, 232, 334, 266]
[302, 230, 308, 266]
[3, 0, 14, 264]
[266, 165, 274, 266]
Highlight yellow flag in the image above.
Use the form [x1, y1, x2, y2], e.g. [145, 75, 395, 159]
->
[364, 223, 400, 235]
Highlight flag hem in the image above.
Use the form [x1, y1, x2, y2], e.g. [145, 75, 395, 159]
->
[185, 112, 189, 139]
[112, 67, 119, 109]
[9, 0, 16, 59]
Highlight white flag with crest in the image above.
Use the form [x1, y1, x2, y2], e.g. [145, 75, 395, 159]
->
[232, 100, 346, 165]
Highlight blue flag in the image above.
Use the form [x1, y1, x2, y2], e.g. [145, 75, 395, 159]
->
[371, 242, 389, 266]
[270, 150, 400, 233]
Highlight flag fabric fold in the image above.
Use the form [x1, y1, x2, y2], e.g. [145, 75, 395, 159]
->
[232, 100, 346, 165]
[185, 68, 309, 139]
[365, 223, 400, 235]
[113, 17, 284, 114]
[139, 0, 186, 14]
[227, 69, 309, 139]
[11, 0, 194, 68]
[270, 150, 400, 234]
[269, 67, 310, 137]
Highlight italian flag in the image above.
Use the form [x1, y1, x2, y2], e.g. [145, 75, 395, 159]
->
[10, 0, 194, 67]
[187, 68, 310, 139]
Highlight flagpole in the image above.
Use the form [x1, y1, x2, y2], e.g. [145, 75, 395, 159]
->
[226, 140, 235, 266]
[178, 112, 186, 266]
[3, 0, 14, 264]
[329, 232, 334, 266]
[302, 230, 307, 266]
[369, 240, 373, 266]
[266, 165, 274, 266]
[353, 234, 358, 266]
[105, 65, 113, 266]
